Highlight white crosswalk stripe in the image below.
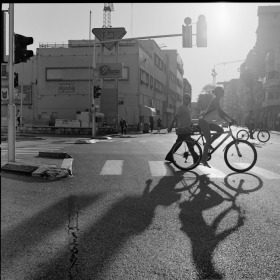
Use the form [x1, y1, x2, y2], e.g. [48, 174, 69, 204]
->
[148, 161, 174, 176]
[1, 144, 67, 156]
[100, 160, 124, 175]
[98, 159, 280, 179]
[234, 163, 280, 179]
[196, 165, 226, 178]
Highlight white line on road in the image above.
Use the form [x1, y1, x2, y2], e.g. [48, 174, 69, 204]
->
[100, 160, 124, 175]
[148, 161, 174, 176]
[122, 140, 132, 142]
[235, 163, 280, 179]
[196, 165, 226, 178]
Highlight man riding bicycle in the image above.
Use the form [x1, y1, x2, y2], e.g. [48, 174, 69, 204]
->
[243, 110, 255, 139]
[198, 86, 236, 168]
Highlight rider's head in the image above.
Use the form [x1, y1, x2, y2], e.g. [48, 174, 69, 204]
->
[212, 86, 224, 98]
[183, 93, 192, 105]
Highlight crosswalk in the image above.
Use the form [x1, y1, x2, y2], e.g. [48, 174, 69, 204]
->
[0, 143, 68, 156]
[96, 159, 280, 180]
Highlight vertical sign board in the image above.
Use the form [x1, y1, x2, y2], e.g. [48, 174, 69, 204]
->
[92, 28, 127, 50]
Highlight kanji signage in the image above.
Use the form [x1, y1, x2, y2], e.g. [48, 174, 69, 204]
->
[92, 27, 127, 50]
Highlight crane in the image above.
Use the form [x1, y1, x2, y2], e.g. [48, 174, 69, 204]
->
[212, 59, 245, 84]
[103, 3, 114, 28]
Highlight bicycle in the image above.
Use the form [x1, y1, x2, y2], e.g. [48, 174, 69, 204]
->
[171, 123, 257, 173]
[236, 127, 270, 142]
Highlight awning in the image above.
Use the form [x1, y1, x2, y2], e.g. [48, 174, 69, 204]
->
[139, 105, 157, 116]
[95, 112, 104, 118]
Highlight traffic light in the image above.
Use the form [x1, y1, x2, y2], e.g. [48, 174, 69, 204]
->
[182, 17, 192, 48]
[196, 15, 207, 47]
[14, 72, 18, 87]
[14, 33, 34, 64]
[94, 85, 101, 98]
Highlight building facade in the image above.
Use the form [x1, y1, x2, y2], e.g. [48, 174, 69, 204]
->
[1, 38, 187, 130]
[238, 5, 280, 130]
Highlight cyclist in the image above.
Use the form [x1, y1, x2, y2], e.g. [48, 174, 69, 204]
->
[243, 110, 255, 139]
[165, 93, 200, 163]
[198, 86, 236, 168]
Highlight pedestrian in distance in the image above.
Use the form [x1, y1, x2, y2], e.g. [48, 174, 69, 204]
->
[198, 86, 236, 168]
[156, 117, 162, 133]
[150, 117, 154, 133]
[243, 110, 255, 139]
[165, 94, 200, 163]
[16, 109, 21, 126]
[120, 117, 128, 135]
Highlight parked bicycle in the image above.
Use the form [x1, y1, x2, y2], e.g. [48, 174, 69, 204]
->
[236, 127, 270, 142]
[171, 123, 257, 173]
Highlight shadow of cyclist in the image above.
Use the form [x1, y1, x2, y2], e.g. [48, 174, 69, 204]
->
[179, 174, 245, 279]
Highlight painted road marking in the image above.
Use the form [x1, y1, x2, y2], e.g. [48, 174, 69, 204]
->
[122, 139, 132, 142]
[148, 161, 174, 177]
[235, 163, 280, 179]
[197, 165, 226, 178]
[100, 160, 124, 175]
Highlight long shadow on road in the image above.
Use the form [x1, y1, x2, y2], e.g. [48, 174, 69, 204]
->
[1, 194, 103, 271]
[28, 167, 197, 279]
[179, 172, 263, 279]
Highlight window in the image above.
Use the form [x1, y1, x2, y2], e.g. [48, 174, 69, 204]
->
[150, 75, 154, 88]
[140, 68, 149, 85]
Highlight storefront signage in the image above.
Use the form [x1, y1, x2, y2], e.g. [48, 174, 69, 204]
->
[59, 83, 75, 93]
[96, 63, 123, 78]
[1, 88, 8, 101]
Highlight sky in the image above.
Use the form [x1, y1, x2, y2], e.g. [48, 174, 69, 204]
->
[2, 2, 277, 101]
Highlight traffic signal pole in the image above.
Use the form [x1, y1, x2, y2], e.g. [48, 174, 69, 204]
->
[8, 3, 15, 162]
[91, 38, 96, 138]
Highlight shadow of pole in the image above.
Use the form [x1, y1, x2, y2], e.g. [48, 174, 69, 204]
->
[29, 171, 199, 279]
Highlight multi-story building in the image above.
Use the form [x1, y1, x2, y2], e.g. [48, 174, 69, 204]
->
[1, 38, 188, 131]
[239, 5, 280, 130]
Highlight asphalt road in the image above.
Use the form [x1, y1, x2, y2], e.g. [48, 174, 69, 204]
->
[1, 129, 280, 280]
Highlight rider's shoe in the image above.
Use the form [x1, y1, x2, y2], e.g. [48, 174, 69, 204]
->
[193, 154, 200, 163]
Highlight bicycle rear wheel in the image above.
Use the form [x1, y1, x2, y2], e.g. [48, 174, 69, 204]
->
[224, 139, 257, 172]
[172, 139, 202, 171]
[257, 130, 270, 142]
[236, 129, 249, 140]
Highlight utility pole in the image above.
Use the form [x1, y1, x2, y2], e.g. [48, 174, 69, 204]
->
[8, 3, 16, 162]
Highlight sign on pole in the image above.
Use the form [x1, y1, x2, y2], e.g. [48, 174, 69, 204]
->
[92, 27, 126, 50]
[96, 63, 123, 78]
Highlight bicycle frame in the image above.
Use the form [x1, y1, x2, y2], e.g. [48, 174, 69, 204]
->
[195, 125, 239, 156]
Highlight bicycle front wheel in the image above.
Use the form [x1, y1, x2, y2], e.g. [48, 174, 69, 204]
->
[236, 129, 249, 140]
[172, 139, 202, 171]
[257, 130, 270, 142]
[224, 139, 257, 172]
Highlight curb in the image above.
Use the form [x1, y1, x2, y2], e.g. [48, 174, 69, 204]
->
[1, 152, 73, 180]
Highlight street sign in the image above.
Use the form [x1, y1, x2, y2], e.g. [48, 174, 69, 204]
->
[92, 27, 127, 50]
